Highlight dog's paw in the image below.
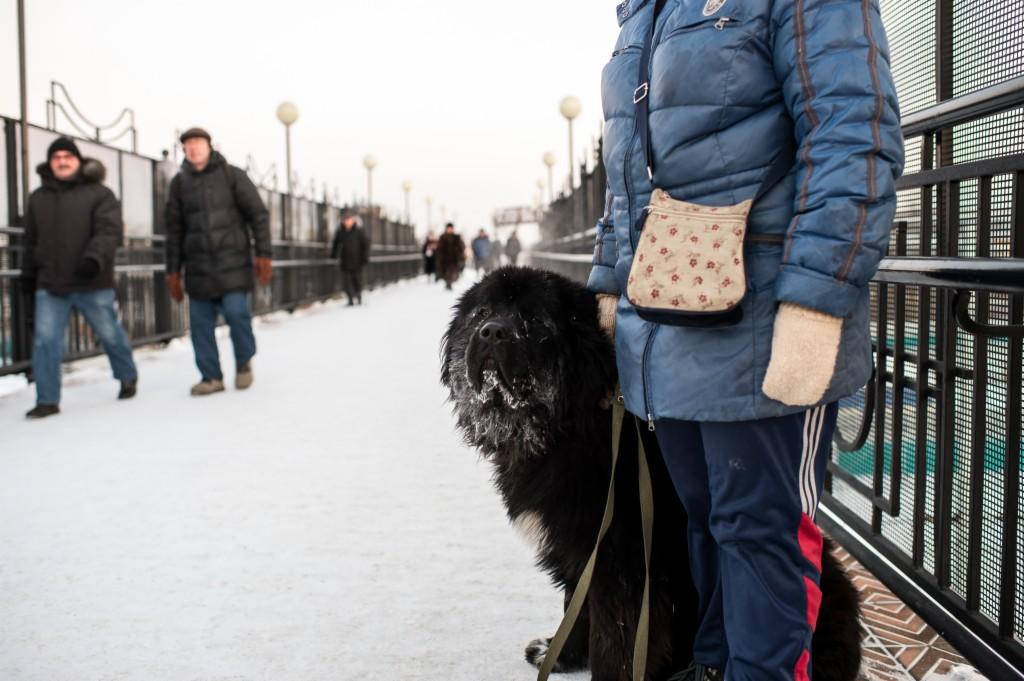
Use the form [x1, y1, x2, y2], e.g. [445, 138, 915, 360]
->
[525, 637, 552, 670]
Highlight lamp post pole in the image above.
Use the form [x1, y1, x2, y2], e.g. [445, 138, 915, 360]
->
[276, 102, 299, 238]
[542, 152, 556, 204]
[17, 0, 29, 214]
[363, 155, 377, 237]
[402, 180, 413, 225]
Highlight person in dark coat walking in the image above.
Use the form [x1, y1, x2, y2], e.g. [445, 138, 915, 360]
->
[20, 137, 138, 419]
[505, 231, 522, 266]
[435, 223, 465, 291]
[165, 127, 273, 397]
[330, 214, 370, 305]
[422, 232, 438, 281]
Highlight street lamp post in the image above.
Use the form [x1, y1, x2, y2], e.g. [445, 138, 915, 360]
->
[363, 154, 377, 237]
[276, 102, 299, 196]
[425, 195, 433, 232]
[17, 0, 29, 213]
[542, 152, 556, 204]
[402, 180, 413, 225]
[559, 96, 582, 192]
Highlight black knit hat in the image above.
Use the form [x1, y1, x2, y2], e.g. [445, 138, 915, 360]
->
[179, 127, 212, 144]
[47, 137, 82, 161]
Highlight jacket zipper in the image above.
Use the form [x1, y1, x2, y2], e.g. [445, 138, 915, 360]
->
[662, 16, 736, 41]
[642, 204, 749, 222]
[641, 325, 660, 431]
[632, 12, 740, 431]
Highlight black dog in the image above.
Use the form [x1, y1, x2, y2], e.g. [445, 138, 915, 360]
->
[441, 267, 862, 681]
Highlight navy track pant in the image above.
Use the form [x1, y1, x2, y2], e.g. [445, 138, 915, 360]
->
[654, 403, 838, 681]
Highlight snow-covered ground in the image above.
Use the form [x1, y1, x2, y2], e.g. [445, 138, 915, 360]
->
[0, 277, 586, 681]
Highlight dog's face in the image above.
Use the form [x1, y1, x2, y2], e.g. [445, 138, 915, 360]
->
[441, 267, 616, 457]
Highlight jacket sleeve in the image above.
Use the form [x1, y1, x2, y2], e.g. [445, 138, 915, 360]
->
[330, 229, 340, 259]
[233, 168, 272, 259]
[20, 197, 38, 281]
[83, 187, 124, 271]
[165, 174, 185, 273]
[586, 188, 619, 295]
[771, 0, 905, 318]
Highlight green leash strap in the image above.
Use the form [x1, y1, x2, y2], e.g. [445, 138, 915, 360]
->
[537, 400, 656, 681]
[633, 420, 655, 681]
[537, 398, 624, 681]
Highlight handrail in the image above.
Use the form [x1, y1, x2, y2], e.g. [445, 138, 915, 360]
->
[901, 75, 1024, 137]
[875, 257, 1024, 294]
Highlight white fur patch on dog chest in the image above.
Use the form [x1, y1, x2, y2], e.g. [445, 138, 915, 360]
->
[511, 511, 548, 551]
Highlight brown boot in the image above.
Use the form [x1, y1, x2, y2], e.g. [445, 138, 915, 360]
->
[235, 362, 254, 390]
[190, 379, 225, 397]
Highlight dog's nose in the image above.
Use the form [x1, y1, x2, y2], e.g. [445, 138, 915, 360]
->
[478, 319, 514, 344]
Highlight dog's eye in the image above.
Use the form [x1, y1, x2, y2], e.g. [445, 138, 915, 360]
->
[476, 307, 491, 318]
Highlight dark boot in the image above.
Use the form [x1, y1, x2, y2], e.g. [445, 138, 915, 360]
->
[26, 404, 60, 419]
[118, 379, 138, 400]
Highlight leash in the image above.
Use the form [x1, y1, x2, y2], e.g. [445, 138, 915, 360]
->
[537, 396, 655, 681]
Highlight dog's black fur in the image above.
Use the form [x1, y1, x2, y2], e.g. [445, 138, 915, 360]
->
[441, 267, 862, 681]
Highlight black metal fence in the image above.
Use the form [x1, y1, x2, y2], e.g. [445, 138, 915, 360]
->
[527, 4, 1024, 675]
[0, 118, 422, 378]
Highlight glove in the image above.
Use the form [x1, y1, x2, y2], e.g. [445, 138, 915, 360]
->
[166, 272, 184, 303]
[74, 257, 101, 280]
[596, 294, 619, 343]
[762, 303, 843, 406]
[255, 257, 273, 286]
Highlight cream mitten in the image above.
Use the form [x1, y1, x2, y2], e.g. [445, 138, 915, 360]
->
[762, 303, 843, 406]
[596, 294, 619, 342]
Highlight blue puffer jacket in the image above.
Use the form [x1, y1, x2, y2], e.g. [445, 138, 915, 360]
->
[587, 0, 904, 423]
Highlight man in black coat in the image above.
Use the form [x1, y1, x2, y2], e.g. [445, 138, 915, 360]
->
[20, 137, 138, 419]
[165, 127, 273, 397]
[330, 214, 370, 305]
[435, 222, 466, 291]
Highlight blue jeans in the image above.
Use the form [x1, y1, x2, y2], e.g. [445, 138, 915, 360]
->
[188, 292, 256, 381]
[655, 404, 838, 681]
[32, 288, 138, 405]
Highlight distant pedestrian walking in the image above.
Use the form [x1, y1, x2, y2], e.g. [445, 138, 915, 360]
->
[422, 232, 438, 281]
[165, 127, 273, 397]
[471, 230, 492, 277]
[20, 137, 138, 419]
[505, 232, 521, 266]
[330, 214, 370, 306]
[436, 223, 466, 291]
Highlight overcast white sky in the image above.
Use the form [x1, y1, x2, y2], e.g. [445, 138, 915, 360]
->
[0, 0, 619, 233]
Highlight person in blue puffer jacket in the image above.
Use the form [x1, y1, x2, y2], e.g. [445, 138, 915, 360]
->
[588, 1, 904, 679]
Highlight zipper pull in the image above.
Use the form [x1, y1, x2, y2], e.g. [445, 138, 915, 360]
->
[715, 16, 732, 30]
[647, 414, 656, 432]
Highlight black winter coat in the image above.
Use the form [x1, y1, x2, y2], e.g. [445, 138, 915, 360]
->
[330, 226, 370, 272]
[436, 233, 466, 274]
[22, 159, 123, 295]
[165, 152, 271, 299]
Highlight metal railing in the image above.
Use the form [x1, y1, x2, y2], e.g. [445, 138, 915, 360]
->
[0, 116, 424, 379]
[0, 227, 421, 378]
[527, 77, 1024, 680]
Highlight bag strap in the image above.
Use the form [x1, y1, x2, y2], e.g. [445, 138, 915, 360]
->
[537, 397, 656, 681]
[635, 0, 795, 200]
